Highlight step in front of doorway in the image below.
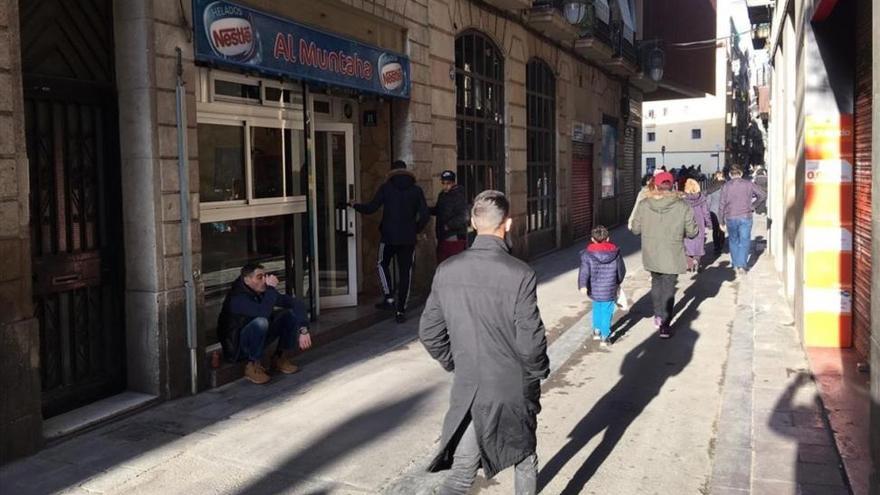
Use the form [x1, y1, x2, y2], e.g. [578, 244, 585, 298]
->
[43, 391, 158, 441]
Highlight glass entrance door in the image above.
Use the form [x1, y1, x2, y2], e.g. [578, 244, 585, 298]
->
[314, 124, 357, 308]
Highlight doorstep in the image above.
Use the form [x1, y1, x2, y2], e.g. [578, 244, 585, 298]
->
[806, 347, 872, 495]
[43, 391, 158, 442]
[205, 297, 422, 389]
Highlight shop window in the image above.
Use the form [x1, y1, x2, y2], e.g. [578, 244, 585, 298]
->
[455, 31, 505, 202]
[198, 72, 310, 345]
[214, 79, 261, 102]
[198, 123, 307, 205]
[199, 124, 246, 202]
[526, 58, 556, 234]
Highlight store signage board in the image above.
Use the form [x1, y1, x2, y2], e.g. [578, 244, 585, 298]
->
[193, 0, 411, 99]
[803, 113, 853, 348]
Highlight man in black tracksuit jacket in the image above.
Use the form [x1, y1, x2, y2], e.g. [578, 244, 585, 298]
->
[353, 160, 429, 322]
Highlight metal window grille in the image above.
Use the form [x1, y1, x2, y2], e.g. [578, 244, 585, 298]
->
[526, 59, 556, 233]
[455, 31, 505, 202]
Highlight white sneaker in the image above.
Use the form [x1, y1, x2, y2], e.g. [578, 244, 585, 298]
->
[592, 330, 601, 341]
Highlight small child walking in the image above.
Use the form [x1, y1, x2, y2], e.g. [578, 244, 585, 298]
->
[578, 225, 627, 346]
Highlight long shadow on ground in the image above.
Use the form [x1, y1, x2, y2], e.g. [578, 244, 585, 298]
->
[235, 387, 437, 495]
[537, 259, 734, 493]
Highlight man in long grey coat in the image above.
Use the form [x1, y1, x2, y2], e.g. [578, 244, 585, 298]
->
[419, 190, 550, 495]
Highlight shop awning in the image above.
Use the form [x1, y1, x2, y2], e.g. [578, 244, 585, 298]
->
[193, 0, 411, 99]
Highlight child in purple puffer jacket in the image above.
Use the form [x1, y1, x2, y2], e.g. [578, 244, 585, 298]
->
[578, 225, 627, 346]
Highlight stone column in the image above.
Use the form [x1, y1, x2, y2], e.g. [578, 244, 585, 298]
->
[115, 0, 199, 398]
[0, 0, 43, 462]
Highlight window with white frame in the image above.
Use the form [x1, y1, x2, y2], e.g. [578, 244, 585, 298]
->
[196, 70, 311, 343]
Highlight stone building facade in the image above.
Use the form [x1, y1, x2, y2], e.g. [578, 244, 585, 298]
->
[0, 0, 715, 462]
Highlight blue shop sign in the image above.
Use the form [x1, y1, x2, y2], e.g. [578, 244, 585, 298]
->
[193, 0, 410, 98]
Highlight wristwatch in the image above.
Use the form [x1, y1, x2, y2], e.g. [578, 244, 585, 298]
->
[299, 327, 310, 335]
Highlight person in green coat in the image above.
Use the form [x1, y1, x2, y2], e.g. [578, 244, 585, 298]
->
[629, 171, 699, 338]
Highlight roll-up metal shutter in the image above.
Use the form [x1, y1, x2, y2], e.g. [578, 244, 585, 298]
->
[571, 141, 594, 240]
[852, 2, 872, 360]
[620, 126, 637, 222]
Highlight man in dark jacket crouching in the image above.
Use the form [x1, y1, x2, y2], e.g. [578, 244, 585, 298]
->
[419, 190, 550, 495]
[217, 263, 312, 384]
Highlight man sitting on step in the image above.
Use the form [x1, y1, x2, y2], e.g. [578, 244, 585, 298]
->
[217, 263, 312, 384]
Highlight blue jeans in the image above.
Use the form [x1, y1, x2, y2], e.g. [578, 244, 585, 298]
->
[592, 300, 616, 340]
[238, 306, 308, 362]
[726, 216, 753, 269]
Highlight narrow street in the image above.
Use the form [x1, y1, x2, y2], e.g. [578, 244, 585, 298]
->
[0, 222, 849, 494]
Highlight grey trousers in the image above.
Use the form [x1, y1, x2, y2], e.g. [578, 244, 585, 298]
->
[439, 420, 538, 495]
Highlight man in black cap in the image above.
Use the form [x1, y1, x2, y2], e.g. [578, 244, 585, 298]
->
[430, 170, 469, 263]
[352, 160, 430, 323]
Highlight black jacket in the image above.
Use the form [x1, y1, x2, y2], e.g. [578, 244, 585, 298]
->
[354, 169, 430, 245]
[217, 277, 303, 361]
[419, 235, 550, 478]
[430, 184, 469, 241]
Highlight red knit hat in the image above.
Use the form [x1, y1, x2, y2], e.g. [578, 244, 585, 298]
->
[654, 171, 674, 185]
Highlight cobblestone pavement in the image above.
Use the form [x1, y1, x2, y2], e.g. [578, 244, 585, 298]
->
[0, 221, 849, 494]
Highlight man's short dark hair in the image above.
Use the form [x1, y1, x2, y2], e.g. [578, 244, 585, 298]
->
[471, 190, 510, 231]
[591, 225, 609, 242]
[241, 263, 264, 278]
[391, 160, 407, 170]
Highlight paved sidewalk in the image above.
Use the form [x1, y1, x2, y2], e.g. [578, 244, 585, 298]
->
[709, 225, 850, 495]
[0, 223, 850, 494]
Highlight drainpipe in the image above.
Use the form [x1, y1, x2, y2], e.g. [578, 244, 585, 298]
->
[175, 47, 198, 395]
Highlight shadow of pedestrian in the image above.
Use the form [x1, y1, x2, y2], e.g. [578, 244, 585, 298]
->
[747, 235, 767, 270]
[765, 372, 850, 493]
[234, 387, 436, 495]
[672, 262, 735, 324]
[608, 292, 653, 344]
[537, 324, 700, 493]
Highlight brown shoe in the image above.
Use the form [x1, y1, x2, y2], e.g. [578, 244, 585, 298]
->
[245, 361, 270, 384]
[272, 355, 299, 375]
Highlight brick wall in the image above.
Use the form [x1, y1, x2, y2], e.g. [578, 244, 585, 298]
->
[0, 0, 43, 463]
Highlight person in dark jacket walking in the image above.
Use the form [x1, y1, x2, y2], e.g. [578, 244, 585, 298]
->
[353, 160, 430, 323]
[217, 263, 312, 384]
[719, 166, 767, 276]
[630, 171, 699, 338]
[683, 179, 713, 272]
[430, 170, 469, 263]
[578, 225, 626, 346]
[419, 190, 549, 495]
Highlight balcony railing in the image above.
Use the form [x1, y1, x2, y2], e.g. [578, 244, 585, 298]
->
[612, 21, 638, 63]
[565, 0, 613, 45]
[528, 0, 580, 42]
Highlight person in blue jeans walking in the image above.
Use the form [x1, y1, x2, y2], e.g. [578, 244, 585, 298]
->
[719, 166, 767, 277]
[217, 263, 313, 384]
[578, 225, 627, 347]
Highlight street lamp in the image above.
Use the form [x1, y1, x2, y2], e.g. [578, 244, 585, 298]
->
[563, 0, 588, 26]
[646, 46, 664, 82]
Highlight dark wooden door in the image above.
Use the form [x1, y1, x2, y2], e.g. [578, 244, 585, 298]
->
[20, 0, 125, 418]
